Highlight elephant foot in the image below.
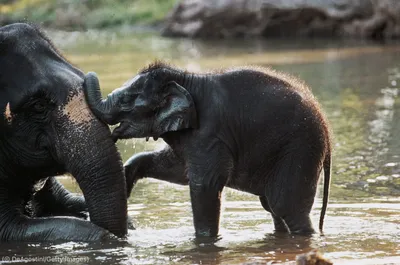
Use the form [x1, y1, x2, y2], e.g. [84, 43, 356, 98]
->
[283, 215, 315, 236]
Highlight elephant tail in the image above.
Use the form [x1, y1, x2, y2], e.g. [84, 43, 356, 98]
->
[319, 143, 331, 233]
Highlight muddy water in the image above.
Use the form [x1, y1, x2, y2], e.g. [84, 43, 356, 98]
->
[1, 31, 400, 264]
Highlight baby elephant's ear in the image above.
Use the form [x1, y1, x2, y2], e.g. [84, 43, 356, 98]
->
[154, 81, 198, 136]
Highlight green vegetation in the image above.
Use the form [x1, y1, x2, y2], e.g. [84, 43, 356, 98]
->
[0, 0, 179, 29]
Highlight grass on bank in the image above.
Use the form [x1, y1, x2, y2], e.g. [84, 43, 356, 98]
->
[0, 0, 179, 29]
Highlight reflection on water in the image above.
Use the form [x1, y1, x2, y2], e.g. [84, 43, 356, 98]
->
[3, 31, 400, 264]
[1, 198, 398, 264]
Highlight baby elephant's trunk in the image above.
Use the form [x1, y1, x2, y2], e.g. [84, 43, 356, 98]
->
[83, 72, 118, 125]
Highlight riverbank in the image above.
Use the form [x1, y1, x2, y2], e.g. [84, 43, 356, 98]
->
[0, 0, 178, 30]
[2, 0, 400, 40]
[162, 0, 400, 40]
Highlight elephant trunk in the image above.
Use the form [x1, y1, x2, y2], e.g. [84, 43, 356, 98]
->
[56, 91, 127, 237]
[83, 72, 118, 125]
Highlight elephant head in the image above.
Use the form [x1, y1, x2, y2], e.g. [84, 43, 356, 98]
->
[83, 67, 197, 140]
[0, 23, 127, 237]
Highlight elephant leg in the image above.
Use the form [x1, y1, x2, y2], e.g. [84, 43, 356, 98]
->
[31, 177, 87, 219]
[32, 177, 136, 230]
[259, 196, 288, 233]
[9, 216, 110, 242]
[265, 152, 319, 235]
[187, 147, 232, 238]
[0, 194, 110, 242]
[124, 146, 187, 196]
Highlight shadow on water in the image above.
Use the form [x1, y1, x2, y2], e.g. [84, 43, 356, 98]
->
[1, 31, 400, 264]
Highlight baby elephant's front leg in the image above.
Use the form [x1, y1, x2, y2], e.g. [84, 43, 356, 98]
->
[124, 146, 187, 196]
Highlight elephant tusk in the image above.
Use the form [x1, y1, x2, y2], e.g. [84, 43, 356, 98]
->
[4, 102, 13, 124]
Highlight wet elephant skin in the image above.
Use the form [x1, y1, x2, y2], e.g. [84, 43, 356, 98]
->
[84, 61, 331, 238]
[0, 23, 127, 242]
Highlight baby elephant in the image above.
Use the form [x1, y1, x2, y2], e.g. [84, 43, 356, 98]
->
[83, 62, 332, 238]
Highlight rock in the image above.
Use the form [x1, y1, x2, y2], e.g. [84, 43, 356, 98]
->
[296, 250, 333, 265]
[240, 250, 333, 265]
[161, 0, 400, 39]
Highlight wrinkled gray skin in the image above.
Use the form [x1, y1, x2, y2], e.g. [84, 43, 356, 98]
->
[84, 63, 331, 239]
[0, 23, 128, 242]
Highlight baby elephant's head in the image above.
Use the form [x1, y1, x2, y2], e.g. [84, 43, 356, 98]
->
[83, 68, 197, 141]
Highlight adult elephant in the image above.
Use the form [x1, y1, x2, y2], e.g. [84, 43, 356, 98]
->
[0, 23, 127, 241]
[84, 61, 332, 238]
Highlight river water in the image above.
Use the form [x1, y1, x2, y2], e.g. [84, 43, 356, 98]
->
[1, 30, 399, 264]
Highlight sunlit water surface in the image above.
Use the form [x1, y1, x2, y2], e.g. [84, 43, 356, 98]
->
[1, 30, 399, 264]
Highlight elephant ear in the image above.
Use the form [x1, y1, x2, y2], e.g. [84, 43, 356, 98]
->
[154, 81, 197, 136]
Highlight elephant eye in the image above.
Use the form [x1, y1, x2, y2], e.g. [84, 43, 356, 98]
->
[121, 94, 137, 105]
[32, 100, 47, 112]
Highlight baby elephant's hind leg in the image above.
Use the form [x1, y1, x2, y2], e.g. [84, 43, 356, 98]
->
[259, 196, 288, 232]
[266, 153, 321, 235]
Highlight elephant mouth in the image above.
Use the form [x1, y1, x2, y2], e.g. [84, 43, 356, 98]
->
[112, 121, 159, 142]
